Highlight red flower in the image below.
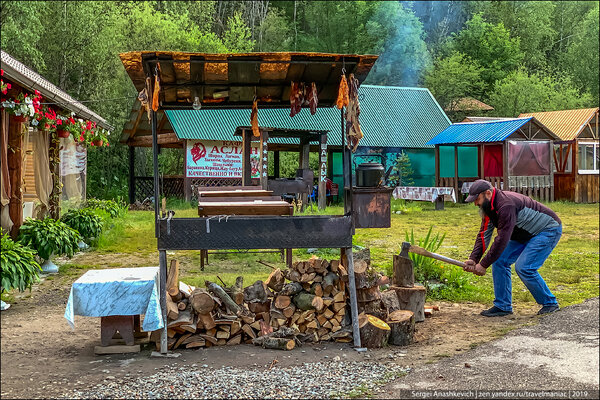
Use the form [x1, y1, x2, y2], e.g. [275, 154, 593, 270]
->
[86, 121, 92, 130]
[79, 134, 84, 142]
[69, 117, 75, 124]
[0, 69, 3, 76]
[6, 83, 10, 90]
[56, 119, 62, 126]
[34, 90, 41, 96]
[106, 142, 109, 147]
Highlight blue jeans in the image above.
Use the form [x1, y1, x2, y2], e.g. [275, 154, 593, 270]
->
[492, 225, 562, 311]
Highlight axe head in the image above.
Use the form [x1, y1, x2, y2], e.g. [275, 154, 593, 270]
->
[400, 241, 411, 258]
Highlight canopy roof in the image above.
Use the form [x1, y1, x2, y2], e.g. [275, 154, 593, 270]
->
[121, 85, 451, 149]
[119, 51, 378, 109]
[427, 117, 559, 145]
[519, 108, 599, 141]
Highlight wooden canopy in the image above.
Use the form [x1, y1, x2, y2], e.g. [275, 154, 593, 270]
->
[119, 51, 378, 109]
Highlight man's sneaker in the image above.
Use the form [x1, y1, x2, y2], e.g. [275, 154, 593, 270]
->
[538, 305, 559, 315]
[480, 306, 513, 317]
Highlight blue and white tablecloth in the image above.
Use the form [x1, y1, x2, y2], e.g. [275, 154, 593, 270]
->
[393, 186, 457, 203]
[64, 267, 163, 332]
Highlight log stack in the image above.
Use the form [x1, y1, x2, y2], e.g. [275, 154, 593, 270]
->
[151, 256, 349, 350]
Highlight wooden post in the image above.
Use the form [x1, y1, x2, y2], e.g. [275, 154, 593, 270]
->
[274, 150, 280, 178]
[434, 145, 440, 186]
[343, 247, 362, 348]
[48, 132, 60, 220]
[299, 138, 310, 210]
[259, 131, 269, 190]
[503, 141, 509, 191]
[128, 145, 135, 204]
[549, 140, 554, 201]
[393, 255, 414, 287]
[453, 145, 459, 202]
[242, 129, 252, 186]
[183, 139, 192, 202]
[318, 133, 327, 210]
[479, 144, 485, 179]
[7, 116, 23, 238]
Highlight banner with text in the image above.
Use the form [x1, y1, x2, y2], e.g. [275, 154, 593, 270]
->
[186, 140, 260, 178]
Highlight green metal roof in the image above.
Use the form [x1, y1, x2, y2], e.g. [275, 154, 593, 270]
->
[166, 85, 450, 148]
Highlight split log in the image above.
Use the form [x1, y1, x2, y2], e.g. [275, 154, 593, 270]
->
[217, 338, 227, 345]
[231, 320, 241, 336]
[173, 333, 192, 350]
[178, 281, 194, 298]
[282, 304, 296, 318]
[266, 268, 285, 292]
[393, 255, 414, 287]
[167, 309, 193, 328]
[225, 276, 244, 305]
[300, 272, 317, 283]
[216, 330, 230, 339]
[389, 284, 426, 322]
[333, 291, 345, 303]
[259, 320, 273, 336]
[357, 299, 386, 321]
[182, 334, 205, 346]
[356, 286, 382, 303]
[332, 302, 346, 312]
[206, 281, 241, 315]
[311, 296, 324, 312]
[293, 292, 316, 310]
[241, 314, 256, 324]
[286, 270, 302, 282]
[185, 339, 206, 349]
[321, 308, 334, 319]
[198, 313, 216, 331]
[248, 300, 271, 314]
[180, 315, 197, 333]
[274, 295, 291, 309]
[279, 282, 303, 297]
[381, 289, 401, 316]
[330, 259, 340, 272]
[166, 295, 179, 320]
[166, 259, 180, 299]
[358, 314, 390, 348]
[253, 337, 295, 350]
[241, 324, 257, 339]
[387, 310, 415, 346]
[332, 329, 353, 343]
[199, 334, 218, 345]
[189, 288, 216, 314]
[310, 283, 323, 297]
[226, 334, 242, 345]
[322, 272, 339, 292]
[322, 297, 333, 307]
[243, 281, 270, 304]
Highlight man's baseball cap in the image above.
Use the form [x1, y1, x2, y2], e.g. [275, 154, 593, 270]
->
[465, 179, 493, 202]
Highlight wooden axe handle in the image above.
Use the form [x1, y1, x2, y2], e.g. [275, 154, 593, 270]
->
[408, 245, 466, 268]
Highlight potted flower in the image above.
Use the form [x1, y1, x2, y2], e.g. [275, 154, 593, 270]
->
[55, 117, 69, 138]
[90, 127, 110, 147]
[0, 69, 11, 95]
[18, 217, 81, 273]
[64, 116, 84, 143]
[1, 91, 37, 123]
[1, 234, 42, 310]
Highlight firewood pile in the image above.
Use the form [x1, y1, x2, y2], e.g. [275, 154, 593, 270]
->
[151, 256, 351, 351]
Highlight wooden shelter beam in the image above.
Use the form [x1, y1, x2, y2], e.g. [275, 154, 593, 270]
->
[128, 132, 181, 147]
[129, 107, 145, 139]
[479, 144, 485, 179]
[242, 129, 252, 186]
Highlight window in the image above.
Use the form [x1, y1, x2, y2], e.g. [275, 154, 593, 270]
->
[578, 142, 599, 174]
[553, 144, 572, 173]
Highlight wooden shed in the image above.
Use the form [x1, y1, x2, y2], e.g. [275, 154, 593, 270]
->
[1, 50, 112, 237]
[519, 108, 599, 203]
[427, 117, 559, 201]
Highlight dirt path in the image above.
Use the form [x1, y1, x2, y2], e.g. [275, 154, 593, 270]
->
[1, 272, 542, 399]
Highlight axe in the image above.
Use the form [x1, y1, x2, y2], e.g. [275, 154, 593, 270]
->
[400, 241, 466, 268]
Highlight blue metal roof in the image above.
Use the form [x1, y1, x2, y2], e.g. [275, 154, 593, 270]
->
[426, 118, 533, 145]
[166, 85, 451, 148]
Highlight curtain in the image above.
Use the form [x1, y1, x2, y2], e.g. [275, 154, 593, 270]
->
[32, 129, 53, 216]
[508, 141, 550, 176]
[483, 144, 503, 177]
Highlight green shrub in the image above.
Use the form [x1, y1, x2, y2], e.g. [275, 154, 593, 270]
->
[1, 234, 42, 292]
[61, 208, 104, 241]
[405, 226, 446, 282]
[85, 198, 126, 219]
[18, 218, 81, 260]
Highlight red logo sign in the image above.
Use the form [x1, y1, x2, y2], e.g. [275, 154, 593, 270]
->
[191, 142, 206, 163]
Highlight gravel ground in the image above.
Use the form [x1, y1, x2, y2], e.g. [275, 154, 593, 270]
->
[63, 360, 410, 399]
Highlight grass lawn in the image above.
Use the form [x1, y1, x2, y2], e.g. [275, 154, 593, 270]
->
[46, 199, 599, 308]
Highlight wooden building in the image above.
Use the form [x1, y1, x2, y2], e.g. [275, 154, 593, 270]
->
[1, 50, 112, 236]
[519, 108, 599, 203]
[427, 117, 559, 202]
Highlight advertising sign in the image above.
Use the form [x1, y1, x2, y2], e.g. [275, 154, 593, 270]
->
[186, 140, 260, 178]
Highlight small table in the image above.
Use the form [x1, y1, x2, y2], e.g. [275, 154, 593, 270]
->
[64, 267, 164, 347]
[198, 189, 274, 198]
[393, 186, 457, 210]
[197, 200, 293, 216]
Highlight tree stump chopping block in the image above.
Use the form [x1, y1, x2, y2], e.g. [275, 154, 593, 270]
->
[387, 310, 415, 346]
[101, 315, 135, 346]
[358, 314, 390, 348]
[389, 285, 426, 322]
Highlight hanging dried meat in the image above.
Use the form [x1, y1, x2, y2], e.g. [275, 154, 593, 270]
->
[345, 74, 363, 152]
[306, 82, 318, 115]
[289, 82, 304, 117]
[151, 74, 160, 112]
[251, 99, 260, 137]
[336, 75, 349, 110]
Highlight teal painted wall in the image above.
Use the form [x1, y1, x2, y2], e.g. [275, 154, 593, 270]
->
[439, 146, 479, 178]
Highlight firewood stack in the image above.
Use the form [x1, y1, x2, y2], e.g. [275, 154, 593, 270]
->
[151, 256, 350, 351]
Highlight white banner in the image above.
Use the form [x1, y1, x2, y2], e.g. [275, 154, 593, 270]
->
[186, 140, 260, 178]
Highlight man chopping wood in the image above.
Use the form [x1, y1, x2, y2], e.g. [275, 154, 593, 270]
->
[463, 179, 562, 317]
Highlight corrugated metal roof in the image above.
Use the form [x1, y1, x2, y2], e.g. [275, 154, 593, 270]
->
[165, 85, 451, 149]
[427, 118, 532, 145]
[519, 108, 599, 141]
[462, 116, 514, 123]
[1, 50, 113, 130]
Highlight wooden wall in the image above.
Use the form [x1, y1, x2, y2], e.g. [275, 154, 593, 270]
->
[574, 174, 599, 203]
[23, 138, 38, 202]
[554, 174, 575, 202]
